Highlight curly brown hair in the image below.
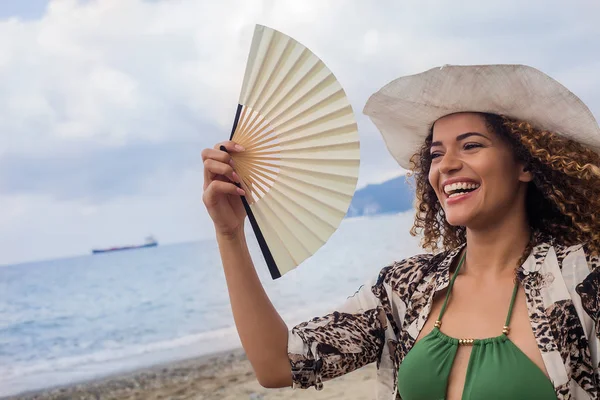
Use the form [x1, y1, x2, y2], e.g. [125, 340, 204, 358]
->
[408, 113, 600, 258]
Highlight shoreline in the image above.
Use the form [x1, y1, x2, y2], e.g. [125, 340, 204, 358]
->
[5, 348, 377, 400]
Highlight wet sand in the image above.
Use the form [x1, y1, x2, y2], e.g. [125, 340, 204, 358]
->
[7, 349, 377, 400]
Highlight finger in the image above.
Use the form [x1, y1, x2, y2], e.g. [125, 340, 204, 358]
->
[203, 159, 240, 183]
[201, 147, 231, 164]
[213, 140, 246, 153]
[203, 180, 246, 202]
[202, 148, 237, 190]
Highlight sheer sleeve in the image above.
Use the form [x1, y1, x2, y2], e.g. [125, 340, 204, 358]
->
[286, 273, 397, 391]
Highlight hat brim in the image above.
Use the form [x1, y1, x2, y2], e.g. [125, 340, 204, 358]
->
[363, 64, 600, 170]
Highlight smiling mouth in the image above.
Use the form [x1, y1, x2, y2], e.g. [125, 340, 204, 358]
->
[443, 182, 480, 199]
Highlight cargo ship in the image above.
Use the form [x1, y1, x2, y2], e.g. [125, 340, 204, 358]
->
[92, 236, 158, 254]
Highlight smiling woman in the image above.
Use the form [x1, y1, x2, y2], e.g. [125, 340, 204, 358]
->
[396, 110, 600, 400]
[202, 64, 600, 400]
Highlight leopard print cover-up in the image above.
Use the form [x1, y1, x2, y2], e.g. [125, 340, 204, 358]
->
[287, 240, 600, 399]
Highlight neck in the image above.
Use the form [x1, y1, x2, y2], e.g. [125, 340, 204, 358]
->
[463, 209, 531, 279]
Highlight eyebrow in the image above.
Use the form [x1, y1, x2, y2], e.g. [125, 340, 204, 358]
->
[430, 132, 490, 148]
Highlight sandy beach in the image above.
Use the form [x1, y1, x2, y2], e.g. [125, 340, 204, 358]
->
[7, 349, 377, 400]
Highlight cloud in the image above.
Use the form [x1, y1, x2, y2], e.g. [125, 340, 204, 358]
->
[0, 139, 204, 201]
[0, 0, 599, 264]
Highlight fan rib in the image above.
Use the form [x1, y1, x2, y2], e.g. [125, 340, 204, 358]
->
[236, 110, 267, 144]
[243, 124, 276, 149]
[277, 172, 353, 199]
[238, 155, 358, 170]
[239, 153, 349, 219]
[260, 49, 312, 115]
[242, 123, 277, 149]
[279, 141, 359, 156]
[244, 166, 275, 195]
[237, 108, 357, 161]
[252, 199, 307, 266]
[269, 74, 338, 127]
[246, 32, 283, 108]
[235, 158, 279, 181]
[276, 176, 350, 216]
[258, 186, 329, 245]
[278, 165, 356, 193]
[239, 164, 271, 195]
[236, 158, 278, 197]
[263, 59, 325, 121]
[277, 123, 357, 143]
[236, 155, 357, 164]
[271, 177, 347, 218]
[243, 173, 278, 194]
[271, 88, 347, 130]
[248, 141, 358, 158]
[276, 106, 354, 137]
[238, 25, 267, 105]
[231, 162, 258, 203]
[252, 39, 295, 112]
[246, 124, 357, 155]
[245, 140, 280, 155]
[257, 188, 335, 247]
[239, 110, 264, 141]
[239, 156, 278, 180]
[234, 106, 251, 140]
[237, 158, 355, 205]
[244, 29, 279, 109]
[280, 166, 357, 184]
[233, 157, 358, 183]
[245, 117, 356, 151]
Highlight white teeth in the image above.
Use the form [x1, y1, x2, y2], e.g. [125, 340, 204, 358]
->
[443, 182, 480, 194]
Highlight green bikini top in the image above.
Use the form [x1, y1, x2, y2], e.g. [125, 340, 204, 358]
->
[397, 251, 556, 400]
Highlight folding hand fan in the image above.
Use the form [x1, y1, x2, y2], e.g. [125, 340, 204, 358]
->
[227, 24, 360, 280]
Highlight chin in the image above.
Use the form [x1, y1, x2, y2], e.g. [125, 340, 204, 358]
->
[443, 212, 474, 227]
[445, 219, 469, 227]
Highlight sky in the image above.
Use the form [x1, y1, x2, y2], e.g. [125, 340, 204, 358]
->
[1, 0, 599, 265]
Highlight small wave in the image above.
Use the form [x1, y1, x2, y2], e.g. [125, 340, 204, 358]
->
[0, 302, 339, 397]
[0, 325, 240, 380]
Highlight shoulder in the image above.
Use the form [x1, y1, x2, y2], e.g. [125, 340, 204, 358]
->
[372, 249, 455, 299]
[581, 243, 600, 271]
[546, 241, 597, 291]
[376, 252, 438, 284]
[572, 243, 600, 321]
[550, 240, 598, 273]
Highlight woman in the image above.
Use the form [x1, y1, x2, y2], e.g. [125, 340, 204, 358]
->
[202, 64, 600, 399]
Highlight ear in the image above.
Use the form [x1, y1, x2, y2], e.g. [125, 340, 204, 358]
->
[518, 163, 534, 183]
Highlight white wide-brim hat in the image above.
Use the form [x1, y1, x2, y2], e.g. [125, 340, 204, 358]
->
[363, 64, 600, 170]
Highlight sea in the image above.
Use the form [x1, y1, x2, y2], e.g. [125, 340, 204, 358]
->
[0, 211, 424, 397]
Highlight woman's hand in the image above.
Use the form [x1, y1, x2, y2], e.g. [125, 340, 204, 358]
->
[202, 141, 247, 237]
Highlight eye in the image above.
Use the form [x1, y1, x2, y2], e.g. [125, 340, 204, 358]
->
[430, 152, 442, 160]
[464, 142, 483, 150]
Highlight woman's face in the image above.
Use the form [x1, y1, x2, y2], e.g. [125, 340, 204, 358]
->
[427, 112, 532, 229]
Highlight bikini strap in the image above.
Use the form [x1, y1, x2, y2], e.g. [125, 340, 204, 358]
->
[436, 250, 466, 322]
[503, 278, 520, 335]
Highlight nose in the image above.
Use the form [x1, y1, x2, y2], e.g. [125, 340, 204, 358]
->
[437, 151, 462, 175]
